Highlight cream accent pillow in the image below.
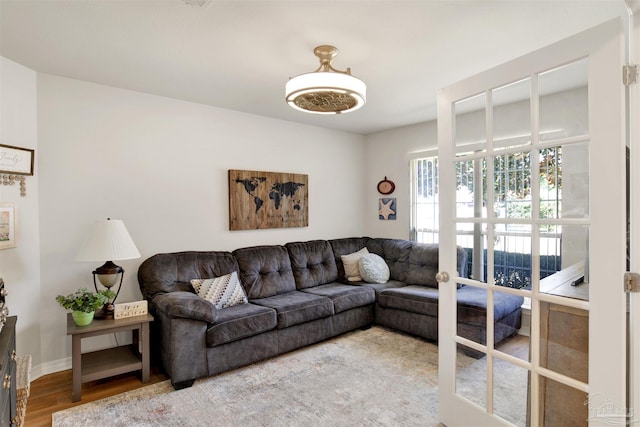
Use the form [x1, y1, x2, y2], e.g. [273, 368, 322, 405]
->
[341, 247, 369, 282]
[191, 271, 248, 309]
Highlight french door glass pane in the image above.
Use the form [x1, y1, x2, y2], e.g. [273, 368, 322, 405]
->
[540, 224, 589, 300]
[539, 59, 589, 141]
[494, 223, 532, 290]
[456, 159, 487, 219]
[493, 358, 528, 426]
[493, 78, 531, 151]
[494, 288, 529, 363]
[494, 152, 532, 219]
[457, 222, 487, 283]
[537, 376, 588, 426]
[539, 224, 563, 281]
[455, 93, 486, 155]
[539, 142, 589, 219]
[539, 302, 588, 384]
[456, 342, 487, 407]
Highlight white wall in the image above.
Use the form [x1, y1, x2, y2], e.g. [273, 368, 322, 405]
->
[0, 57, 42, 369]
[36, 74, 367, 375]
[365, 87, 589, 250]
[366, 121, 438, 239]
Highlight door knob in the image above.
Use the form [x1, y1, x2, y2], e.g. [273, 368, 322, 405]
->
[436, 271, 450, 283]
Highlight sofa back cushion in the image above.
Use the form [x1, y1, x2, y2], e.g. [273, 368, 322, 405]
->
[285, 240, 338, 289]
[328, 237, 371, 282]
[233, 245, 296, 299]
[367, 238, 413, 282]
[405, 243, 440, 287]
[367, 239, 468, 288]
[137, 251, 239, 299]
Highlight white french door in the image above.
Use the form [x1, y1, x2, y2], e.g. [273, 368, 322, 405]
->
[438, 19, 627, 426]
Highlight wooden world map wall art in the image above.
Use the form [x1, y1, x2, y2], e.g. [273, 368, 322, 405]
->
[228, 169, 308, 230]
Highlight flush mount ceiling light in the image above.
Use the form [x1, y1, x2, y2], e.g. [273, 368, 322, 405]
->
[285, 45, 366, 115]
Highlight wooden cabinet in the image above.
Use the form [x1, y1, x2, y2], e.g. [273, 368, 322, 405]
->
[539, 302, 588, 426]
[0, 317, 17, 427]
[537, 263, 588, 426]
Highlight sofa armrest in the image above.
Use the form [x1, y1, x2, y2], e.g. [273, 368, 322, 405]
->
[152, 291, 218, 323]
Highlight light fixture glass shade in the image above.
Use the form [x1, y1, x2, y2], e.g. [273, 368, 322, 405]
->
[286, 72, 366, 114]
[285, 45, 366, 115]
[76, 219, 140, 262]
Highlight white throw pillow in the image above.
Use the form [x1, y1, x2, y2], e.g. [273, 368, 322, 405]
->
[358, 253, 390, 284]
[191, 271, 248, 309]
[341, 247, 369, 282]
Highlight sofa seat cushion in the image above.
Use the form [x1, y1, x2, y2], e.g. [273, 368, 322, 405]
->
[377, 285, 439, 317]
[456, 286, 524, 327]
[206, 303, 277, 347]
[362, 280, 407, 294]
[252, 291, 334, 329]
[301, 283, 375, 314]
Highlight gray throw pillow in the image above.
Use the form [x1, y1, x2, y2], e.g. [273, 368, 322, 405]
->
[358, 253, 390, 284]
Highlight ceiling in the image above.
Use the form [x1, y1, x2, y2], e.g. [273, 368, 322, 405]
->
[0, 0, 627, 135]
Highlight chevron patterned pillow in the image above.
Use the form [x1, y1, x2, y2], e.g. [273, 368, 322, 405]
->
[191, 271, 248, 309]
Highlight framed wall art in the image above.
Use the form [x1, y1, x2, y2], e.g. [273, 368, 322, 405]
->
[229, 169, 308, 230]
[378, 198, 396, 220]
[0, 144, 34, 175]
[0, 204, 17, 249]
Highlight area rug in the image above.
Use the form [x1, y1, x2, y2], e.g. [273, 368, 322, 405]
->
[52, 327, 526, 426]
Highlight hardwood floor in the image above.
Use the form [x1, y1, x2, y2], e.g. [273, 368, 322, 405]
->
[24, 334, 530, 426]
[24, 367, 168, 426]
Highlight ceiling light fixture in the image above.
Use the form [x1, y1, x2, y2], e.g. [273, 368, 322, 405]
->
[285, 45, 366, 115]
[180, 0, 210, 7]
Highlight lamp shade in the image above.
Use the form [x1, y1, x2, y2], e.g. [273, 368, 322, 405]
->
[76, 219, 140, 262]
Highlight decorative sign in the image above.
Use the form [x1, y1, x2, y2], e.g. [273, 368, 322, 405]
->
[0, 144, 34, 176]
[378, 198, 396, 220]
[114, 300, 148, 319]
[229, 169, 308, 230]
[0, 205, 16, 249]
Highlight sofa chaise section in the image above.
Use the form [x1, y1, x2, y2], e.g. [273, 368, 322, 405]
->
[328, 237, 523, 356]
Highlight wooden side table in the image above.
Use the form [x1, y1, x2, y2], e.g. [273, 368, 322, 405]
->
[66, 313, 153, 402]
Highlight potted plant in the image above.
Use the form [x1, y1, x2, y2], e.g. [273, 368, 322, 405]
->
[56, 288, 115, 326]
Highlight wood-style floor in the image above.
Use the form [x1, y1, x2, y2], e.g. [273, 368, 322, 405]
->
[24, 334, 529, 426]
[24, 367, 168, 426]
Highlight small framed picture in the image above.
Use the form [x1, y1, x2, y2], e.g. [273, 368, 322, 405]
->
[378, 198, 396, 220]
[0, 144, 35, 175]
[0, 204, 17, 249]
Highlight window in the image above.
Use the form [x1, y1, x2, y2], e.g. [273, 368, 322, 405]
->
[411, 153, 439, 244]
[411, 147, 563, 288]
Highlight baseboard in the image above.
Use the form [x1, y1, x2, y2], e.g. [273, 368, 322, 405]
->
[519, 304, 531, 337]
[30, 357, 71, 382]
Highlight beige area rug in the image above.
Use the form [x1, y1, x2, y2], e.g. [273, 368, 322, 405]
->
[52, 327, 526, 427]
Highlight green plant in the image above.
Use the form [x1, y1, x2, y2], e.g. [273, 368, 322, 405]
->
[55, 288, 115, 313]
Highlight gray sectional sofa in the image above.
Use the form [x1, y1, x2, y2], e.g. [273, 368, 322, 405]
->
[138, 237, 524, 389]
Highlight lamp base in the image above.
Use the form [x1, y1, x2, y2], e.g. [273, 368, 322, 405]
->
[93, 302, 115, 320]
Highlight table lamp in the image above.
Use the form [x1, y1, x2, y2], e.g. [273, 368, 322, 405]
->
[76, 218, 140, 319]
